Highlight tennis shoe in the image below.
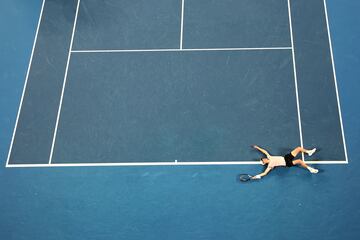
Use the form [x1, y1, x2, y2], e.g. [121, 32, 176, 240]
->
[307, 148, 316, 156]
[309, 167, 318, 174]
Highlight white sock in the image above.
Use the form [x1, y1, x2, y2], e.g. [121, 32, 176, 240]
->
[306, 148, 316, 156]
[307, 166, 318, 174]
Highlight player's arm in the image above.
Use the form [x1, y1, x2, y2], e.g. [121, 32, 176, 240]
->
[252, 145, 270, 157]
[252, 167, 272, 179]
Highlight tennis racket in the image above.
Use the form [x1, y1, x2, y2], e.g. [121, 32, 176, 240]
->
[239, 174, 253, 182]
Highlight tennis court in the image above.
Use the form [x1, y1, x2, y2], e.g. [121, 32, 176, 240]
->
[1, 0, 359, 239]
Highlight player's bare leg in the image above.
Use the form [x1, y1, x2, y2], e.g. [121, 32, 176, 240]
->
[292, 159, 318, 173]
[290, 146, 316, 158]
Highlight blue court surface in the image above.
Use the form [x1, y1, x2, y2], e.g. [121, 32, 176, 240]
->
[0, 0, 359, 239]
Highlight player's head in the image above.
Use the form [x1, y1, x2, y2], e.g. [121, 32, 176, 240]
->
[260, 158, 270, 165]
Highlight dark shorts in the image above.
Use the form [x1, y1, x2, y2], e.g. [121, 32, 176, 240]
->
[284, 153, 295, 167]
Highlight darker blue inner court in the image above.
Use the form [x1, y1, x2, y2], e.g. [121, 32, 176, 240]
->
[7, 0, 346, 165]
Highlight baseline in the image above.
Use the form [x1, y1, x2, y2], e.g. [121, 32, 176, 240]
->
[6, 160, 348, 168]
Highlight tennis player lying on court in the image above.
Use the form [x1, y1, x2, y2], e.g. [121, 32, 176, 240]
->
[251, 145, 318, 179]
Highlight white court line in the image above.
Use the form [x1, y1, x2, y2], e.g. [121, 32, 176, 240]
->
[287, 0, 305, 160]
[180, 0, 185, 49]
[5, 160, 348, 168]
[71, 47, 292, 53]
[323, 0, 349, 163]
[5, 0, 46, 168]
[48, 0, 81, 164]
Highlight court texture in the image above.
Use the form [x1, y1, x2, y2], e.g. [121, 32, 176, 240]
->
[0, 0, 359, 239]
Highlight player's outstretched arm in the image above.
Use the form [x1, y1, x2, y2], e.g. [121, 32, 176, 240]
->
[252, 167, 272, 180]
[252, 145, 270, 157]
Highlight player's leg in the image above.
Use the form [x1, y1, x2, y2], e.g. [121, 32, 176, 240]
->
[290, 146, 316, 158]
[292, 159, 318, 173]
